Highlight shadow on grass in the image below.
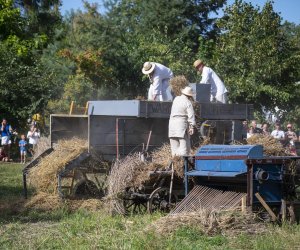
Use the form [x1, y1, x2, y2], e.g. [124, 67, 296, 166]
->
[0, 185, 24, 199]
[0, 199, 72, 224]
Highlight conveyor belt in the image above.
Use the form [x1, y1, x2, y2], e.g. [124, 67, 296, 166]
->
[171, 185, 246, 214]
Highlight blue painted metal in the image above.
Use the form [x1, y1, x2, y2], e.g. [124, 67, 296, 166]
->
[184, 157, 189, 196]
[185, 144, 289, 206]
[252, 164, 283, 204]
[186, 170, 246, 177]
[190, 145, 263, 178]
[195, 145, 263, 159]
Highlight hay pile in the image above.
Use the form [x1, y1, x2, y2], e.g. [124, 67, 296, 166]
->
[24, 192, 62, 211]
[106, 153, 147, 214]
[147, 209, 266, 236]
[25, 138, 106, 212]
[246, 135, 287, 156]
[23, 192, 103, 212]
[66, 198, 103, 212]
[28, 138, 88, 193]
[169, 76, 189, 96]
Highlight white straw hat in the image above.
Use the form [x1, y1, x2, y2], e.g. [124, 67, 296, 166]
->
[181, 86, 194, 97]
[142, 62, 156, 74]
[193, 59, 204, 68]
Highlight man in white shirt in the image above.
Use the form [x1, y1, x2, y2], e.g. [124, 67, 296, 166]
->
[193, 59, 228, 103]
[142, 62, 173, 101]
[271, 122, 285, 140]
[169, 86, 196, 156]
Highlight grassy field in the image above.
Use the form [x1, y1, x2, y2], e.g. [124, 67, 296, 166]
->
[1, 163, 300, 249]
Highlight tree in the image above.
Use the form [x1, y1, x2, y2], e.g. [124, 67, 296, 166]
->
[211, 0, 300, 117]
[99, 0, 226, 96]
[0, 0, 63, 128]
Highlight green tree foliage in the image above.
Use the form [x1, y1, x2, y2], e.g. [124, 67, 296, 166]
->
[83, 0, 226, 97]
[211, 0, 300, 116]
[0, 0, 62, 128]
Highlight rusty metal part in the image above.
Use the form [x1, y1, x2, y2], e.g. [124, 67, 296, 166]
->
[171, 185, 246, 214]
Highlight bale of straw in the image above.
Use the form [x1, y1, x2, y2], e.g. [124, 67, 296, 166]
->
[147, 208, 266, 236]
[151, 143, 172, 167]
[169, 76, 189, 97]
[246, 135, 287, 156]
[28, 138, 88, 194]
[106, 153, 147, 214]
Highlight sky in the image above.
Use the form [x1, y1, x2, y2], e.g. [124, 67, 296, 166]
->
[60, 0, 300, 25]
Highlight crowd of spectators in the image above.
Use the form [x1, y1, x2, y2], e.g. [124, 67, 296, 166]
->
[0, 118, 40, 163]
[243, 120, 299, 156]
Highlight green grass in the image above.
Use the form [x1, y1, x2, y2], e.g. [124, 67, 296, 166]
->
[0, 163, 24, 201]
[1, 163, 300, 249]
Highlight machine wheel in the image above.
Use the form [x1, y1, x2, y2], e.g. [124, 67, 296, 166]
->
[73, 179, 103, 198]
[123, 187, 148, 215]
[147, 187, 178, 213]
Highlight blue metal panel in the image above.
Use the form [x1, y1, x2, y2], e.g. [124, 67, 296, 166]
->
[196, 145, 263, 159]
[186, 170, 246, 177]
[252, 164, 283, 203]
[195, 159, 247, 172]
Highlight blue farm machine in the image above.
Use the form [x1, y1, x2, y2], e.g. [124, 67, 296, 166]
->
[171, 144, 300, 222]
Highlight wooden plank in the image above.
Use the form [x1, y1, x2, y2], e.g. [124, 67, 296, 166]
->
[199, 103, 254, 120]
[241, 196, 247, 213]
[255, 192, 277, 221]
[281, 199, 286, 222]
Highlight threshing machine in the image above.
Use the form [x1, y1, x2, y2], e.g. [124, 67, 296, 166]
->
[174, 145, 300, 221]
[23, 84, 254, 200]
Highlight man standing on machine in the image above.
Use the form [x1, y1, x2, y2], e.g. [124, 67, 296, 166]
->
[193, 59, 228, 103]
[142, 62, 173, 101]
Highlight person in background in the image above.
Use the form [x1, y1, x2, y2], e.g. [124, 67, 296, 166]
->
[142, 62, 173, 101]
[0, 118, 13, 160]
[19, 134, 27, 163]
[27, 125, 40, 156]
[285, 123, 298, 146]
[247, 126, 254, 139]
[242, 120, 248, 140]
[262, 123, 270, 136]
[271, 122, 285, 141]
[251, 120, 262, 134]
[288, 144, 297, 156]
[0, 147, 8, 162]
[169, 85, 196, 156]
[193, 59, 228, 103]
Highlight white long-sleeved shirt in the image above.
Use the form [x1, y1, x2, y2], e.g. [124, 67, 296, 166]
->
[271, 129, 285, 139]
[27, 131, 40, 145]
[169, 95, 196, 138]
[200, 66, 227, 97]
[149, 63, 173, 99]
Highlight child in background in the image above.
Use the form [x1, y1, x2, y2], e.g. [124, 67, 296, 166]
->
[19, 134, 27, 163]
[0, 147, 8, 162]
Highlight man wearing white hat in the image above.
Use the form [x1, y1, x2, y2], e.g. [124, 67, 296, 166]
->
[193, 59, 228, 103]
[168, 86, 196, 156]
[142, 62, 173, 101]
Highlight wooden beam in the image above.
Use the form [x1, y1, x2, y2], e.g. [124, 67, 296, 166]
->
[255, 192, 277, 221]
[241, 196, 247, 213]
[69, 101, 74, 115]
[281, 199, 286, 222]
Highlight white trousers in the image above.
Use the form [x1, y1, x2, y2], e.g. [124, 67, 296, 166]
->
[169, 133, 191, 156]
[148, 82, 173, 101]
